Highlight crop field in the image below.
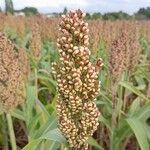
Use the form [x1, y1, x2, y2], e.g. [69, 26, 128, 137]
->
[0, 9, 150, 150]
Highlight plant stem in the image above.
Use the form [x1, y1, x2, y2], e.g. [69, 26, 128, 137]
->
[2, 113, 9, 150]
[147, 83, 150, 98]
[122, 71, 129, 112]
[110, 83, 117, 150]
[61, 144, 69, 150]
[34, 68, 38, 99]
[61, 144, 64, 150]
[111, 84, 117, 129]
[34, 68, 46, 149]
[6, 113, 17, 150]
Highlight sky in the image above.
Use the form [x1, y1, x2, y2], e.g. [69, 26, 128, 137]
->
[0, 0, 150, 14]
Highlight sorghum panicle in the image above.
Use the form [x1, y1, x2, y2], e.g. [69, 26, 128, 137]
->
[18, 48, 29, 80]
[0, 33, 27, 112]
[29, 23, 41, 60]
[109, 26, 140, 83]
[52, 10, 103, 149]
[109, 31, 128, 83]
[127, 28, 140, 73]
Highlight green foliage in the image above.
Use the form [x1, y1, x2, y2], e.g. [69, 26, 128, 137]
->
[63, 7, 68, 15]
[20, 7, 39, 16]
[135, 7, 150, 20]
[5, 0, 14, 14]
[92, 13, 102, 20]
[85, 13, 91, 19]
[84, 7, 150, 20]
[103, 11, 131, 20]
[85, 11, 131, 20]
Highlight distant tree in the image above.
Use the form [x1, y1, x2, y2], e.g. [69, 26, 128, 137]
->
[103, 11, 130, 20]
[92, 12, 102, 20]
[52, 12, 60, 17]
[85, 13, 91, 19]
[5, 0, 14, 14]
[21, 7, 39, 16]
[135, 7, 150, 20]
[63, 7, 68, 15]
[0, 7, 2, 12]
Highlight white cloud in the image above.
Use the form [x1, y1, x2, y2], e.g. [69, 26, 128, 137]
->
[0, 0, 150, 14]
[13, 0, 89, 9]
[0, 0, 5, 10]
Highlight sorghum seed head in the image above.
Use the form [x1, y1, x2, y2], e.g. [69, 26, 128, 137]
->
[29, 23, 42, 60]
[0, 33, 28, 112]
[53, 10, 102, 149]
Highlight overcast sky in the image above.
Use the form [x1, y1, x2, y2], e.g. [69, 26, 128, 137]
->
[0, 0, 150, 14]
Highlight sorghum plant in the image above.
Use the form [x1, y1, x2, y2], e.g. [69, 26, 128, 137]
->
[109, 25, 140, 83]
[127, 28, 140, 73]
[52, 10, 103, 149]
[109, 30, 129, 128]
[109, 25, 141, 128]
[0, 33, 27, 112]
[109, 31, 128, 83]
[29, 23, 41, 60]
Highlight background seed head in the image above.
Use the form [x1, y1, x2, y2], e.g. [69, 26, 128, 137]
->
[0, 33, 28, 112]
[29, 23, 42, 60]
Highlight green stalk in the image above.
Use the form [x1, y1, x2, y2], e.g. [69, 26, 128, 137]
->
[61, 144, 68, 150]
[110, 82, 117, 150]
[61, 144, 64, 150]
[122, 71, 129, 112]
[34, 67, 38, 100]
[111, 83, 117, 129]
[34, 68, 45, 149]
[110, 129, 115, 150]
[118, 72, 127, 119]
[6, 113, 17, 150]
[2, 113, 9, 150]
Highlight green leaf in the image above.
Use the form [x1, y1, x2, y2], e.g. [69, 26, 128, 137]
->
[28, 113, 41, 138]
[23, 139, 42, 150]
[44, 141, 60, 150]
[37, 73, 56, 94]
[128, 98, 141, 116]
[22, 33, 30, 48]
[119, 81, 149, 101]
[87, 137, 104, 150]
[126, 118, 149, 150]
[99, 115, 111, 132]
[144, 125, 150, 142]
[110, 119, 131, 150]
[36, 99, 51, 123]
[33, 112, 57, 138]
[115, 97, 123, 120]
[133, 105, 150, 122]
[26, 84, 36, 125]
[11, 109, 25, 121]
[40, 128, 67, 144]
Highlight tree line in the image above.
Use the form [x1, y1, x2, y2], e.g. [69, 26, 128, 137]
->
[1, 0, 150, 20]
[86, 8, 150, 20]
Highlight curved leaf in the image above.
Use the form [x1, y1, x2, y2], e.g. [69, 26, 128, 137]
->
[126, 118, 149, 150]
